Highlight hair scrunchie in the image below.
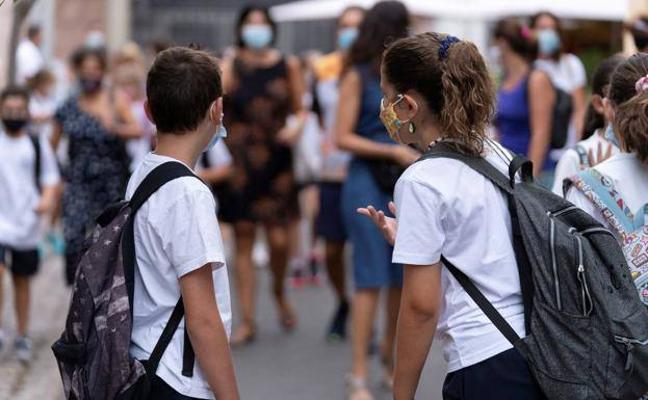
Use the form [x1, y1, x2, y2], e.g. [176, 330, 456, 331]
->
[438, 35, 460, 61]
[635, 74, 648, 94]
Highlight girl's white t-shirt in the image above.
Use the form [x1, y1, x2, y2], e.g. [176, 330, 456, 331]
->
[566, 153, 648, 229]
[552, 130, 620, 196]
[392, 141, 526, 372]
[535, 54, 586, 94]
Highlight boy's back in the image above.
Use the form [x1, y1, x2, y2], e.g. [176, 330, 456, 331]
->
[125, 152, 231, 399]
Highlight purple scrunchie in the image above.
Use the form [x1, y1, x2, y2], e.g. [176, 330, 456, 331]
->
[438, 35, 460, 61]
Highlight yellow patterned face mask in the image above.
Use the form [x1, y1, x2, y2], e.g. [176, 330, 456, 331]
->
[380, 94, 406, 142]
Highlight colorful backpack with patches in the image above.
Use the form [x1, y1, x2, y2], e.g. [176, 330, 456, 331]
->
[570, 168, 648, 306]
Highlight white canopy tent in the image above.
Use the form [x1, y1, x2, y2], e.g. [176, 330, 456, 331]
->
[271, 0, 630, 52]
[270, 0, 630, 22]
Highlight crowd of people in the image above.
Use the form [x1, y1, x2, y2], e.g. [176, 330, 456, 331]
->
[1, 1, 647, 399]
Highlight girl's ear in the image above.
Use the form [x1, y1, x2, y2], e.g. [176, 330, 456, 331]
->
[403, 93, 419, 120]
[591, 94, 605, 115]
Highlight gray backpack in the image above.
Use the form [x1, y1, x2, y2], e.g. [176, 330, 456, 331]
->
[420, 143, 648, 400]
[52, 162, 199, 399]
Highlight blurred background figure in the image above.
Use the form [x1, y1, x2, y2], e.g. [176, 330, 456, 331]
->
[493, 19, 555, 183]
[335, 2, 415, 399]
[112, 41, 156, 173]
[552, 55, 624, 196]
[15, 24, 45, 87]
[27, 69, 56, 141]
[626, 15, 648, 53]
[530, 11, 588, 177]
[52, 47, 141, 285]
[311, 5, 365, 341]
[220, 5, 306, 346]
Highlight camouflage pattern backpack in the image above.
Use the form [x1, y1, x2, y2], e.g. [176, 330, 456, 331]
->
[570, 168, 648, 306]
[52, 162, 197, 399]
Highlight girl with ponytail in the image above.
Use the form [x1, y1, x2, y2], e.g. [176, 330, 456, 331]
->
[358, 32, 544, 399]
[567, 53, 648, 306]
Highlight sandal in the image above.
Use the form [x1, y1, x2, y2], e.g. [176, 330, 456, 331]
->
[345, 374, 374, 400]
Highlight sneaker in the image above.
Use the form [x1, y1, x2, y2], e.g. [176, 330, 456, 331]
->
[14, 336, 33, 363]
[346, 374, 374, 400]
[327, 300, 349, 341]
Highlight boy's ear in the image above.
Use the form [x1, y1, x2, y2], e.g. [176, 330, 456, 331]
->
[210, 97, 224, 122]
[143, 100, 155, 125]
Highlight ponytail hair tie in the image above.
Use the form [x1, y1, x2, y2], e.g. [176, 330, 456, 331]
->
[520, 26, 532, 39]
[438, 35, 460, 61]
[636, 74, 648, 94]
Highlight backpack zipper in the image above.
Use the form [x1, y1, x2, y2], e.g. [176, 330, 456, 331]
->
[571, 230, 593, 317]
[546, 206, 579, 311]
[548, 214, 562, 310]
[578, 227, 616, 237]
[614, 336, 648, 371]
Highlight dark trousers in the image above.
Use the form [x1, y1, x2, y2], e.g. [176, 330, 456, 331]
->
[146, 375, 204, 400]
[442, 348, 545, 400]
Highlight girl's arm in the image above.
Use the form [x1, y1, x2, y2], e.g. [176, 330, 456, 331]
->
[393, 264, 442, 400]
[527, 70, 556, 177]
[276, 56, 307, 146]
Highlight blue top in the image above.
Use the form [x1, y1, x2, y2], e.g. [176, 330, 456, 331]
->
[496, 75, 554, 171]
[354, 63, 392, 145]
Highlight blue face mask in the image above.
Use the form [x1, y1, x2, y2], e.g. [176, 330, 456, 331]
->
[242, 25, 273, 49]
[205, 124, 227, 153]
[337, 27, 358, 50]
[604, 123, 620, 149]
[538, 29, 560, 56]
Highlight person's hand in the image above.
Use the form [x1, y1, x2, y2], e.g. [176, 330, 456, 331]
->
[276, 125, 302, 146]
[391, 145, 420, 168]
[357, 201, 398, 246]
[586, 142, 613, 168]
[34, 197, 55, 215]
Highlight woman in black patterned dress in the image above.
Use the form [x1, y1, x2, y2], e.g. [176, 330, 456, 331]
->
[220, 5, 306, 344]
[52, 47, 141, 284]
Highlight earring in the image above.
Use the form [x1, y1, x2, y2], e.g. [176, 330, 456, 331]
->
[408, 121, 416, 134]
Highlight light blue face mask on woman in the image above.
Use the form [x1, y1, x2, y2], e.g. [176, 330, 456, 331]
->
[337, 27, 358, 50]
[242, 25, 273, 49]
[538, 29, 560, 56]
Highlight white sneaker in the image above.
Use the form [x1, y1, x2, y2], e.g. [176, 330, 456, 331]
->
[14, 336, 33, 363]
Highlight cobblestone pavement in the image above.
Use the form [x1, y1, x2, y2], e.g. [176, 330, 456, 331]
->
[0, 254, 67, 400]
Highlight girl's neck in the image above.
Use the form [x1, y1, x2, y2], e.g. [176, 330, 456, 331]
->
[503, 53, 530, 78]
[414, 122, 443, 151]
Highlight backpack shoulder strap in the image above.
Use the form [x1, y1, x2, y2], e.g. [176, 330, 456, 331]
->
[417, 142, 518, 195]
[122, 161, 200, 378]
[571, 168, 634, 237]
[29, 134, 42, 193]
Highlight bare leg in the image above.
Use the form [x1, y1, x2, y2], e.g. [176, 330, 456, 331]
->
[325, 241, 347, 301]
[266, 224, 296, 331]
[231, 222, 257, 344]
[12, 275, 30, 337]
[351, 288, 380, 379]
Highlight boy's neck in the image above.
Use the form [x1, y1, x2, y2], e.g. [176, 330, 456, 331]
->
[154, 132, 204, 169]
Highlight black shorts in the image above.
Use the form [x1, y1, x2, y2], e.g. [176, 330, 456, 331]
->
[0, 244, 40, 277]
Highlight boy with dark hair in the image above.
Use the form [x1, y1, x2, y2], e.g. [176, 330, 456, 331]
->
[0, 86, 60, 362]
[128, 47, 239, 399]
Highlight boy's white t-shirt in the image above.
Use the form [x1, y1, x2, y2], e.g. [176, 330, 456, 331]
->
[125, 152, 231, 400]
[552, 130, 620, 196]
[567, 152, 648, 229]
[392, 141, 526, 373]
[0, 129, 60, 249]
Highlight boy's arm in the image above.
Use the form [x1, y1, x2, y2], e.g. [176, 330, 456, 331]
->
[180, 264, 239, 400]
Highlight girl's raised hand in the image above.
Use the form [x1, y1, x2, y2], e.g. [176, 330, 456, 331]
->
[357, 201, 398, 246]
